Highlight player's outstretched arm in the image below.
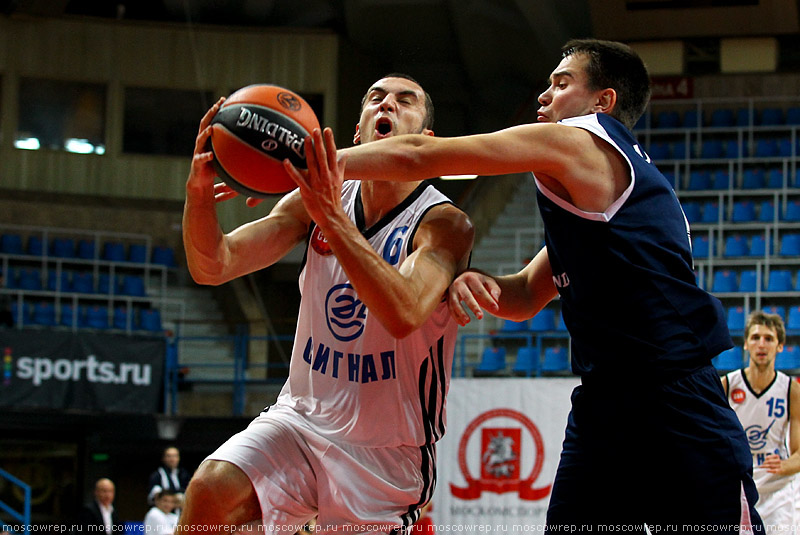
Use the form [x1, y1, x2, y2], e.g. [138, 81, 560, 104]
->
[183, 99, 310, 286]
[286, 128, 474, 339]
[448, 247, 558, 326]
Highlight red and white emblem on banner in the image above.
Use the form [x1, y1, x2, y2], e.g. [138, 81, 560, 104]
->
[450, 408, 551, 501]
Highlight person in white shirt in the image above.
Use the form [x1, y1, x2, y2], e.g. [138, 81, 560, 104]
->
[76, 478, 124, 533]
[144, 490, 179, 535]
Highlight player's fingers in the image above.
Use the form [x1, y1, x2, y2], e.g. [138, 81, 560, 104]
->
[245, 197, 264, 208]
[323, 127, 339, 172]
[447, 287, 472, 326]
[194, 124, 213, 155]
[284, 158, 310, 193]
[199, 97, 225, 134]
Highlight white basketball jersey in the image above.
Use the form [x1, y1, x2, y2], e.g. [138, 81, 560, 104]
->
[276, 181, 460, 448]
[727, 368, 792, 495]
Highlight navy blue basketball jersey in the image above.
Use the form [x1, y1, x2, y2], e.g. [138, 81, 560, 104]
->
[535, 113, 732, 378]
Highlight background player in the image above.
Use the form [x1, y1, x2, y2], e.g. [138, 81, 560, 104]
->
[178, 74, 473, 533]
[723, 310, 800, 530]
[326, 38, 762, 533]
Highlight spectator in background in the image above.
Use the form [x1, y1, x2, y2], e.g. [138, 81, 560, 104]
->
[147, 446, 190, 507]
[75, 478, 125, 534]
[144, 490, 179, 535]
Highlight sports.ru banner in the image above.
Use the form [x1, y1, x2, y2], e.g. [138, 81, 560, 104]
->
[0, 329, 164, 413]
[433, 378, 579, 531]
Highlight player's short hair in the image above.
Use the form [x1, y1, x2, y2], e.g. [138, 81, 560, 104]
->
[745, 310, 786, 345]
[561, 39, 651, 130]
[360, 73, 434, 130]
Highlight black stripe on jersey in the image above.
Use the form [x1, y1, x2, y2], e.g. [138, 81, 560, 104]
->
[298, 222, 317, 276]
[434, 335, 447, 438]
[405, 200, 456, 257]
[355, 182, 431, 238]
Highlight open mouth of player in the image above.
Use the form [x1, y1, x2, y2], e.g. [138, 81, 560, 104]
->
[376, 118, 393, 137]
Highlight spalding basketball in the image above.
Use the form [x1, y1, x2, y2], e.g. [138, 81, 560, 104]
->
[209, 84, 320, 197]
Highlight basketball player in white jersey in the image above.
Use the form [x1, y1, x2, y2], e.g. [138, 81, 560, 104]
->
[178, 75, 473, 533]
[722, 310, 800, 530]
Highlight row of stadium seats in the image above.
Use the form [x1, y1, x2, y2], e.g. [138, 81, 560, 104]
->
[726, 305, 800, 331]
[692, 233, 800, 258]
[473, 345, 571, 377]
[683, 199, 800, 223]
[707, 268, 800, 293]
[497, 307, 566, 333]
[0, 234, 177, 267]
[637, 106, 800, 130]
[649, 137, 800, 162]
[669, 168, 800, 191]
[10, 301, 163, 332]
[714, 344, 800, 372]
[5, 268, 148, 297]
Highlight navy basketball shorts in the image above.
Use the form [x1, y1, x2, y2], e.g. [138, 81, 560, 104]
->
[545, 365, 763, 535]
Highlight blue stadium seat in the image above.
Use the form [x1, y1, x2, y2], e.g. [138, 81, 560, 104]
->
[683, 109, 701, 128]
[699, 201, 720, 223]
[682, 202, 702, 224]
[152, 246, 177, 267]
[139, 308, 163, 332]
[778, 138, 794, 157]
[775, 345, 800, 371]
[780, 233, 800, 256]
[725, 139, 747, 158]
[51, 237, 76, 258]
[731, 201, 756, 222]
[128, 243, 147, 263]
[787, 306, 800, 330]
[72, 272, 94, 294]
[691, 235, 711, 258]
[31, 301, 56, 326]
[11, 301, 29, 326]
[762, 305, 786, 323]
[766, 169, 783, 189]
[711, 169, 731, 190]
[120, 275, 146, 297]
[97, 273, 116, 295]
[474, 346, 507, 375]
[656, 110, 680, 129]
[754, 139, 779, 158]
[723, 235, 749, 257]
[766, 269, 793, 292]
[687, 170, 712, 190]
[555, 311, 567, 331]
[713, 347, 743, 371]
[735, 108, 753, 127]
[787, 107, 800, 126]
[757, 200, 775, 223]
[749, 234, 772, 257]
[700, 140, 724, 159]
[670, 141, 693, 160]
[512, 347, 539, 377]
[760, 107, 783, 126]
[77, 239, 96, 260]
[86, 305, 110, 329]
[542, 346, 570, 374]
[17, 268, 42, 291]
[26, 235, 44, 256]
[727, 306, 746, 332]
[47, 269, 72, 292]
[739, 270, 758, 293]
[0, 233, 24, 255]
[741, 169, 764, 190]
[113, 305, 131, 330]
[783, 201, 800, 222]
[710, 108, 735, 127]
[712, 270, 738, 293]
[500, 319, 529, 332]
[103, 241, 126, 262]
[59, 303, 78, 328]
[529, 309, 555, 331]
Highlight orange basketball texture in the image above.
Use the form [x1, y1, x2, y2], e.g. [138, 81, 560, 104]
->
[210, 84, 320, 197]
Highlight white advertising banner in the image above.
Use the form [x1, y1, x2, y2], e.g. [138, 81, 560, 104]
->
[432, 377, 579, 533]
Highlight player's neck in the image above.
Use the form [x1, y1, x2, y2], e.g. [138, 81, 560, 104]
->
[360, 180, 423, 228]
[745, 364, 776, 392]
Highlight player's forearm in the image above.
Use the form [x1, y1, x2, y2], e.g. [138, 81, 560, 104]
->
[182, 186, 229, 285]
[341, 134, 441, 182]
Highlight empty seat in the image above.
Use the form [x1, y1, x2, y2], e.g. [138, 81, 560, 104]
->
[783, 201, 800, 222]
[17, 268, 42, 291]
[26, 235, 44, 256]
[766, 169, 783, 189]
[542, 346, 570, 374]
[766, 269, 793, 292]
[47, 269, 72, 292]
[0, 233, 24, 255]
[72, 272, 94, 294]
[712, 270, 738, 293]
[735, 108, 753, 127]
[731, 201, 756, 222]
[77, 239, 96, 260]
[152, 246, 177, 267]
[120, 275, 146, 297]
[757, 200, 775, 223]
[749, 234, 772, 257]
[754, 139, 779, 158]
[760, 107, 783, 126]
[51, 238, 76, 258]
[710, 108, 735, 127]
[692, 235, 711, 258]
[103, 241, 126, 262]
[775, 345, 800, 371]
[787, 306, 800, 330]
[670, 141, 693, 160]
[656, 110, 680, 128]
[683, 109, 701, 128]
[723, 235, 749, 257]
[725, 139, 747, 158]
[778, 138, 794, 157]
[727, 306, 746, 332]
[529, 309, 555, 331]
[786, 107, 800, 125]
[139, 308, 163, 332]
[687, 170, 712, 190]
[511, 346, 539, 377]
[713, 347, 743, 371]
[700, 140, 724, 159]
[11, 301, 29, 326]
[780, 233, 800, 256]
[113, 305, 131, 330]
[474, 346, 507, 375]
[500, 319, 528, 332]
[31, 301, 56, 326]
[739, 270, 758, 293]
[711, 169, 731, 190]
[97, 273, 116, 295]
[681, 202, 702, 224]
[128, 243, 147, 263]
[85, 305, 110, 329]
[741, 169, 765, 190]
[59, 303, 78, 328]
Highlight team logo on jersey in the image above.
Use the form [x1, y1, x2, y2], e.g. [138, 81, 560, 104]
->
[744, 419, 776, 450]
[311, 227, 333, 256]
[731, 388, 746, 404]
[325, 283, 367, 341]
[451, 408, 551, 501]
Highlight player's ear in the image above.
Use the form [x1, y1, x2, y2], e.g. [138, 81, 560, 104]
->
[594, 88, 617, 115]
[353, 123, 361, 145]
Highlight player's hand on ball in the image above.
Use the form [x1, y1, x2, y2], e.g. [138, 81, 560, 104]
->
[447, 270, 501, 326]
[188, 97, 226, 195]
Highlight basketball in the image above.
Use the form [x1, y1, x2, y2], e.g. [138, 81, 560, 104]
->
[209, 84, 320, 197]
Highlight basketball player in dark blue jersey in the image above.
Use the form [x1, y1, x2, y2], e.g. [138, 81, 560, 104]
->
[325, 38, 762, 533]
